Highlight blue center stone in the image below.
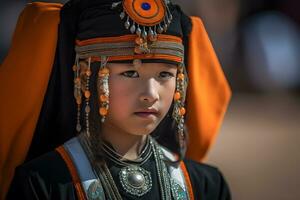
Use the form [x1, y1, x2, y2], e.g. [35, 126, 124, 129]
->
[141, 2, 151, 11]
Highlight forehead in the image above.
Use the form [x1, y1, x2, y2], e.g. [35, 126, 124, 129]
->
[107, 62, 177, 70]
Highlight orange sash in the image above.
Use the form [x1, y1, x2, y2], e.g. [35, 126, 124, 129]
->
[186, 17, 231, 162]
[0, 3, 62, 199]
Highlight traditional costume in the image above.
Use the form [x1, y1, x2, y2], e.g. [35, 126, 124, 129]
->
[0, 0, 231, 199]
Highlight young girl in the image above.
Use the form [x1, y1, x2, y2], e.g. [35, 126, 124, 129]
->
[1, 0, 231, 199]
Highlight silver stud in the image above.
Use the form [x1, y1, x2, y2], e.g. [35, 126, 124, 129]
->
[125, 17, 130, 29]
[130, 23, 136, 33]
[142, 27, 147, 39]
[76, 124, 82, 132]
[157, 24, 163, 33]
[120, 11, 125, 19]
[153, 31, 158, 40]
[136, 25, 142, 36]
[167, 17, 172, 25]
[163, 23, 168, 32]
[112, 2, 122, 9]
[148, 27, 154, 37]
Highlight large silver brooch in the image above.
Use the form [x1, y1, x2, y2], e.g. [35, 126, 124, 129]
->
[119, 165, 152, 196]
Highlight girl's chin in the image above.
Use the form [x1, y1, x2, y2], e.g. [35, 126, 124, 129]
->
[127, 127, 156, 136]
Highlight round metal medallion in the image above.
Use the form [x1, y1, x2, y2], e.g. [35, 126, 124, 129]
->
[119, 165, 152, 196]
[123, 0, 166, 26]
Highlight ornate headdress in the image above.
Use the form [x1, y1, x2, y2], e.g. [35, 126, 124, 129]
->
[72, 0, 188, 152]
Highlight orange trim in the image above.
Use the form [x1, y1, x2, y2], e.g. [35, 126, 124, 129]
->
[56, 146, 87, 200]
[89, 54, 182, 63]
[180, 161, 195, 200]
[76, 34, 182, 46]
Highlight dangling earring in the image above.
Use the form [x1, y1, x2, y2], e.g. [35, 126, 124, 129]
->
[73, 56, 82, 134]
[173, 62, 187, 149]
[84, 57, 92, 137]
[97, 56, 109, 123]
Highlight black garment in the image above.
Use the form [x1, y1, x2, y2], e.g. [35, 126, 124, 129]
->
[7, 151, 231, 200]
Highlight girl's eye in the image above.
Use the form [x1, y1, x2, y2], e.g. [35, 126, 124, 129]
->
[159, 71, 175, 79]
[121, 70, 139, 78]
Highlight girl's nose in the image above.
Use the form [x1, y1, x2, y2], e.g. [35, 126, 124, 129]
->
[139, 79, 159, 104]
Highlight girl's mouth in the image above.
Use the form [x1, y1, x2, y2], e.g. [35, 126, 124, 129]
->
[134, 109, 158, 118]
[134, 112, 158, 118]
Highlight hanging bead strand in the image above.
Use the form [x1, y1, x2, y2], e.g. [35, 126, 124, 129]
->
[173, 63, 186, 149]
[73, 56, 82, 134]
[98, 56, 109, 123]
[85, 57, 92, 137]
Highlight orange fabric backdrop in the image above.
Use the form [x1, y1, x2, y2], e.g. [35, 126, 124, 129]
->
[0, 3, 62, 199]
[185, 17, 231, 162]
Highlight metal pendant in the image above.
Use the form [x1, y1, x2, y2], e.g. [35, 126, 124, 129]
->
[119, 165, 152, 196]
[170, 178, 188, 200]
[87, 180, 105, 200]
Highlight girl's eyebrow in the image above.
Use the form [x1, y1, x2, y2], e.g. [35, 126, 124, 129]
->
[164, 64, 177, 68]
[108, 63, 135, 69]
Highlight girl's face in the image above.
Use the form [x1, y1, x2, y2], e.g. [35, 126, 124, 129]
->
[102, 61, 177, 136]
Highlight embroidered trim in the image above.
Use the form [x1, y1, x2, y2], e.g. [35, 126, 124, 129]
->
[76, 34, 182, 46]
[57, 138, 194, 200]
[75, 34, 184, 62]
[180, 162, 195, 200]
[56, 146, 87, 200]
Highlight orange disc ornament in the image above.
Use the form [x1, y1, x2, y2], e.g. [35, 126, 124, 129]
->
[123, 0, 166, 26]
[118, 0, 173, 42]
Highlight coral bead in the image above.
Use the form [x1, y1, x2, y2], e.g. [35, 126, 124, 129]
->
[178, 73, 184, 80]
[174, 92, 181, 101]
[84, 90, 91, 98]
[135, 37, 144, 45]
[100, 94, 108, 102]
[76, 97, 82, 105]
[99, 107, 108, 116]
[99, 68, 109, 76]
[86, 69, 92, 76]
[74, 77, 81, 84]
[72, 65, 79, 71]
[179, 107, 186, 116]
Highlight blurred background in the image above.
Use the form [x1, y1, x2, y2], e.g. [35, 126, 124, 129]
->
[1, 0, 299, 199]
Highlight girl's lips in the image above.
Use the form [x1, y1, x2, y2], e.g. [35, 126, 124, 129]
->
[134, 112, 158, 118]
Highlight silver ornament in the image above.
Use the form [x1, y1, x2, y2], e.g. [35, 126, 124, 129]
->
[148, 27, 154, 37]
[130, 24, 136, 33]
[157, 24, 163, 33]
[136, 26, 142, 36]
[142, 29, 147, 39]
[120, 11, 125, 19]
